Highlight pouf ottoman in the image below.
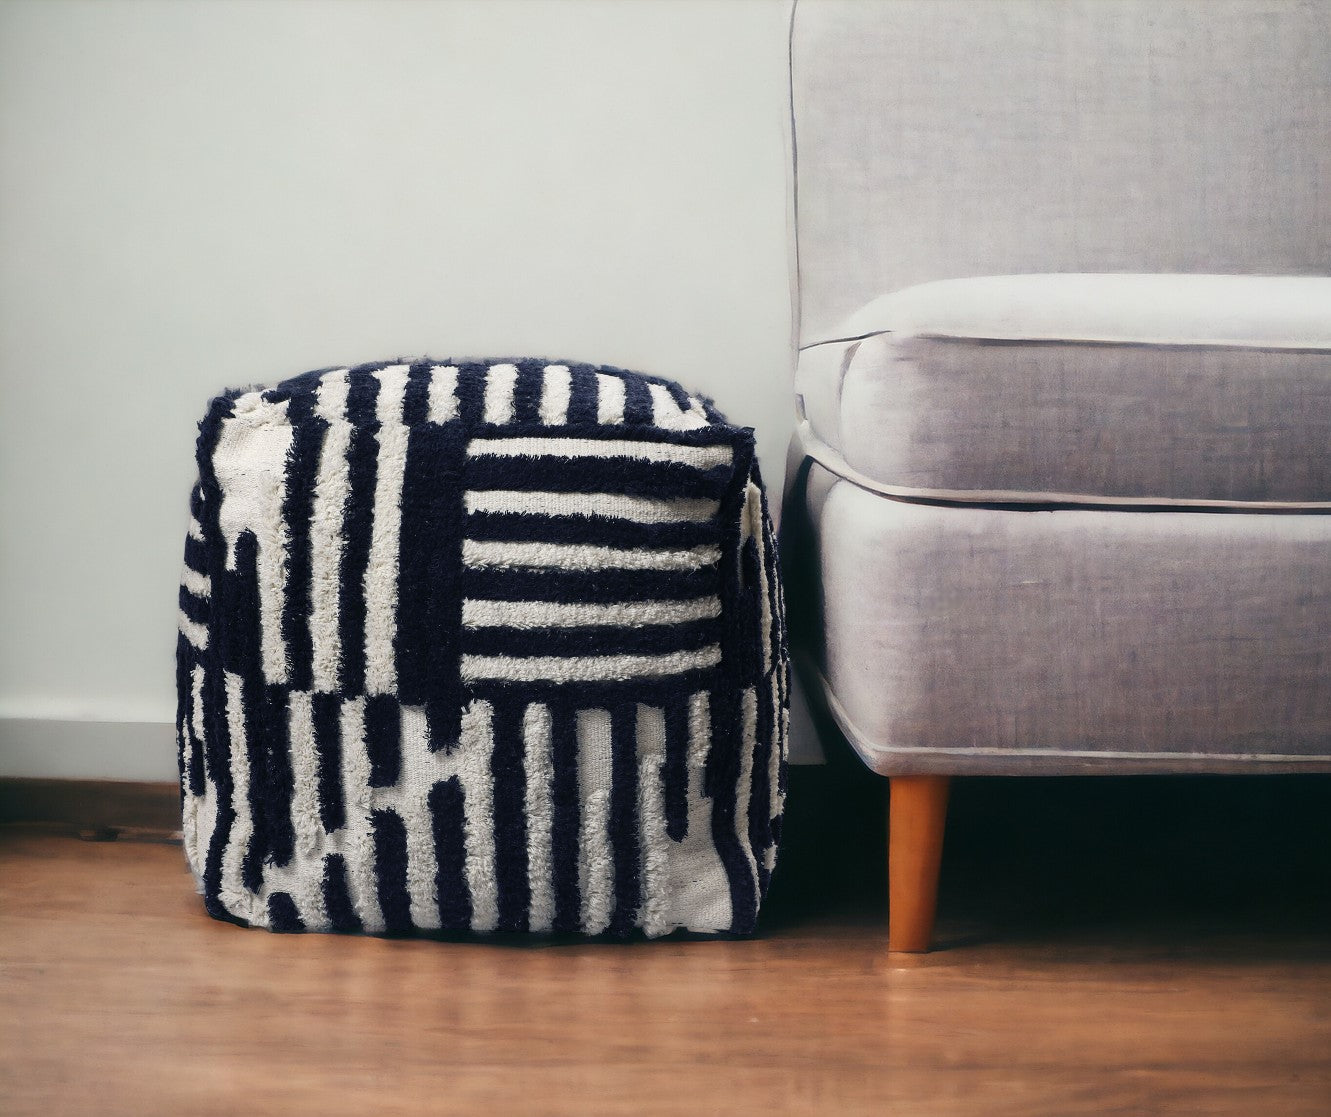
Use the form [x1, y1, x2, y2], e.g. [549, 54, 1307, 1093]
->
[176, 358, 788, 937]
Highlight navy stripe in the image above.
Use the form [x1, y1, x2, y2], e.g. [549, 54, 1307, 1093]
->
[183, 535, 209, 572]
[322, 854, 363, 933]
[175, 636, 193, 798]
[337, 370, 381, 695]
[490, 703, 530, 932]
[267, 892, 304, 932]
[279, 388, 324, 692]
[220, 531, 262, 677]
[464, 512, 720, 551]
[189, 482, 205, 520]
[707, 684, 755, 934]
[395, 420, 467, 731]
[372, 808, 414, 933]
[751, 684, 774, 898]
[239, 675, 267, 892]
[402, 360, 433, 427]
[464, 456, 732, 500]
[365, 693, 400, 789]
[513, 360, 544, 425]
[257, 683, 295, 869]
[179, 586, 210, 624]
[607, 702, 641, 937]
[622, 374, 654, 425]
[662, 695, 690, 842]
[312, 693, 344, 833]
[469, 422, 738, 449]
[548, 705, 582, 933]
[566, 364, 599, 425]
[462, 564, 718, 605]
[460, 618, 720, 659]
[716, 434, 757, 684]
[455, 362, 488, 426]
[429, 778, 472, 930]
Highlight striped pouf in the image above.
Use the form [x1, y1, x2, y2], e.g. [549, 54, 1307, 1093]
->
[176, 359, 788, 937]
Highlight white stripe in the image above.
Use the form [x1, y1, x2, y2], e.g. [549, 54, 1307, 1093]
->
[464, 489, 718, 523]
[749, 481, 773, 675]
[539, 364, 571, 425]
[635, 704, 672, 937]
[310, 371, 352, 692]
[736, 687, 760, 910]
[427, 365, 458, 424]
[190, 666, 207, 768]
[364, 365, 409, 695]
[287, 691, 323, 859]
[187, 515, 205, 543]
[362, 705, 437, 929]
[463, 539, 720, 571]
[338, 697, 385, 933]
[462, 646, 721, 684]
[523, 703, 555, 933]
[265, 692, 329, 930]
[178, 610, 208, 650]
[392, 705, 439, 930]
[180, 564, 211, 599]
[458, 700, 499, 932]
[213, 394, 293, 685]
[596, 373, 625, 424]
[765, 667, 785, 877]
[483, 363, 518, 424]
[648, 383, 709, 430]
[577, 708, 614, 934]
[181, 665, 208, 880]
[462, 597, 721, 629]
[219, 672, 261, 925]
[186, 667, 213, 883]
[665, 690, 732, 932]
[467, 436, 732, 470]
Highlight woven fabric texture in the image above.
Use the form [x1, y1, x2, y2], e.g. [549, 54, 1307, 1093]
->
[176, 359, 788, 937]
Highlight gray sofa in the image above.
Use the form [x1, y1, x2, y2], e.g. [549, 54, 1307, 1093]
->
[784, 0, 1331, 950]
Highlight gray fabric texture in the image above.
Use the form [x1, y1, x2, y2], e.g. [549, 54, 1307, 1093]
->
[791, 0, 1331, 346]
[798, 462, 1331, 776]
[824, 333, 1331, 504]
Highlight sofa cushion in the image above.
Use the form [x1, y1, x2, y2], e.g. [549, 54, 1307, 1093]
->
[796, 274, 1331, 506]
[797, 462, 1331, 775]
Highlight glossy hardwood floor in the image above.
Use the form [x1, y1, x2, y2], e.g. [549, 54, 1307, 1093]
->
[3, 767, 1330, 1116]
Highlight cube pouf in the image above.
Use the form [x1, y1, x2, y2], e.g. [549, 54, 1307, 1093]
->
[176, 358, 788, 937]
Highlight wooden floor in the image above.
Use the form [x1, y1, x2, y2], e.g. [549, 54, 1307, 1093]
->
[3, 769, 1330, 1116]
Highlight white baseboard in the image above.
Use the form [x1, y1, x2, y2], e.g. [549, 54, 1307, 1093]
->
[0, 718, 177, 782]
[0, 695, 824, 783]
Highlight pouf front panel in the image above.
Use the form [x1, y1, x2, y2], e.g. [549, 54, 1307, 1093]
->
[176, 360, 787, 936]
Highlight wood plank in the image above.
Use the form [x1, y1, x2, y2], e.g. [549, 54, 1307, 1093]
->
[2, 821, 1330, 1117]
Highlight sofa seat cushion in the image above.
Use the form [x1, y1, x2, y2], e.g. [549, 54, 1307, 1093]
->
[796, 274, 1331, 506]
[795, 462, 1331, 776]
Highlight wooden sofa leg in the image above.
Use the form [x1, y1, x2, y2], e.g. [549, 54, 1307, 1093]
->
[888, 775, 951, 953]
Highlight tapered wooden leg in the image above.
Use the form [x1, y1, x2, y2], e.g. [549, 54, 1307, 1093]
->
[888, 775, 951, 953]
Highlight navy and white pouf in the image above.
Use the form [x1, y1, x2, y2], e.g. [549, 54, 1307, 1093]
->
[176, 359, 788, 937]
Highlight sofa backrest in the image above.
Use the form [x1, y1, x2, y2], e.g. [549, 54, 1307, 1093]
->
[790, 0, 1331, 346]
